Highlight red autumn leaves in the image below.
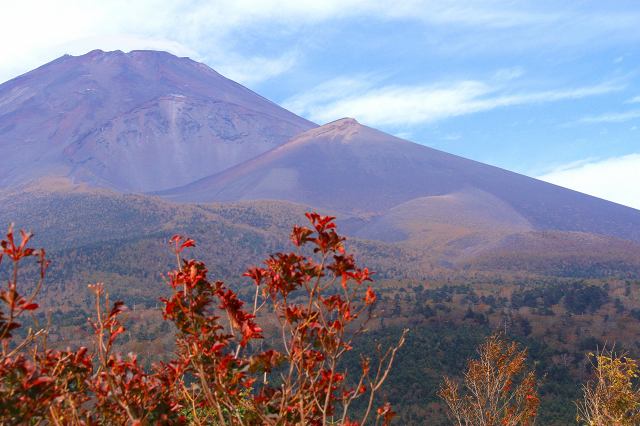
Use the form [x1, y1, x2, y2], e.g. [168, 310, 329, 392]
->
[0, 225, 48, 341]
[0, 213, 402, 425]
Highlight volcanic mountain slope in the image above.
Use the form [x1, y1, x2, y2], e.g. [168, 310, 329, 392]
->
[3, 50, 640, 276]
[0, 180, 422, 309]
[2, 180, 640, 318]
[0, 50, 315, 191]
[161, 118, 640, 244]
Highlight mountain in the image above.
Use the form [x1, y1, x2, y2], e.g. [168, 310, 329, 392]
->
[161, 117, 640, 244]
[0, 50, 315, 192]
[2, 49, 640, 274]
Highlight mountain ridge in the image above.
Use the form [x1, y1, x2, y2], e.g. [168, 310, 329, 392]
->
[159, 118, 640, 244]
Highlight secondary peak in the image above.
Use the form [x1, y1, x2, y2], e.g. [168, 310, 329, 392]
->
[329, 117, 359, 126]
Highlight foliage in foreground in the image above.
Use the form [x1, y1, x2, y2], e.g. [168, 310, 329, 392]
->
[0, 214, 405, 425]
[576, 349, 640, 425]
[439, 334, 539, 426]
[2, 211, 636, 425]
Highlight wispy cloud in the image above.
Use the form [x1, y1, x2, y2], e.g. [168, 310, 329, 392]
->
[627, 95, 640, 104]
[284, 76, 622, 126]
[492, 67, 526, 81]
[3, 1, 640, 85]
[0, 0, 307, 85]
[212, 51, 299, 86]
[575, 109, 640, 124]
[538, 153, 640, 210]
[282, 75, 382, 114]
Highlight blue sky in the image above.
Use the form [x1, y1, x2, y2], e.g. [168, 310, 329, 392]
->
[2, 0, 639, 208]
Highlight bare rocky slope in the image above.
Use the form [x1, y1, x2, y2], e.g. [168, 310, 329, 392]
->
[0, 50, 315, 191]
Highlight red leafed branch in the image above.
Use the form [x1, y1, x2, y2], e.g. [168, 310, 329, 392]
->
[0, 214, 406, 425]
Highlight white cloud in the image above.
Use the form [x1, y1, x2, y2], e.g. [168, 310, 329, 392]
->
[284, 76, 621, 126]
[576, 110, 640, 124]
[0, 0, 305, 85]
[492, 67, 525, 80]
[627, 95, 640, 104]
[2, 1, 640, 85]
[282, 75, 382, 113]
[212, 52, 299, 86]
[538, 154, 640, 210]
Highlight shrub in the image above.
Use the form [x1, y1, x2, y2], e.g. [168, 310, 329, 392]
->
[438, 334, 539, 426]
[0, 213, 406, 425]
[576, 349, 640, 425]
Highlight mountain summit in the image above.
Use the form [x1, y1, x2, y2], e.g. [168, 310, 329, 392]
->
[0, 50, 315, 191]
